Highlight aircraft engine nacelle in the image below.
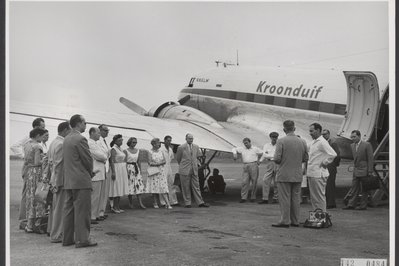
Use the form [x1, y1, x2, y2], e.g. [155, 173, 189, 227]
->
[148, 101, 222, 128]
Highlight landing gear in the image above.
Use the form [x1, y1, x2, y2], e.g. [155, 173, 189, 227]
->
[198, 149, 218, 193]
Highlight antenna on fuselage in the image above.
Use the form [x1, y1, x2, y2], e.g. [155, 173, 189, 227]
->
[236, 50, 239, 66]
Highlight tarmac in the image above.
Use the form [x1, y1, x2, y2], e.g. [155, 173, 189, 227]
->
[9, 159, 390, 266]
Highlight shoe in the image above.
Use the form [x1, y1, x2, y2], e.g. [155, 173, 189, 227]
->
[199, 203, 209, 208]
[327, 205, 337, 209]
[139, 205, 146, 210]
[153, 204, 159, 209]
[258, 200, 268, 204]
[250, 199, 255, 203]
[271, 223, 289, 228]
[342, 206, 354, 210]
[272, 199, 279, 204]
[99, 216, 106, 220]
[355, 207, 367, 210]
[239, 199, 246, 203]
[90, 220, 99, 225]
[103, 214, 108, 218]
[171, 203, 180, 207]
[62, 241, 75, 246]
[24, 226, 34, 233]
[110, 208, 120, 214]
[166, 206, 173, 209]
[185, 205, 192, 208]
[51, 239, 62, 243]
[290, 224, 299, 227]
[118, 209, 125, 213]
[75, 240, 98, 248]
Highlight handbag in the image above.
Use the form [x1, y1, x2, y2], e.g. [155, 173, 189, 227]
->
[35, 182, 50, 205]
[303, 208, 332, 229]
[147, 166, 160, 177]
[360, 174, 380, 191]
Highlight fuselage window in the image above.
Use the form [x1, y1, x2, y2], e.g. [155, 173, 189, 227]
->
[309, 101, 320, 111]
[286, 98, 296, 108]
[295, 99, 310, 110]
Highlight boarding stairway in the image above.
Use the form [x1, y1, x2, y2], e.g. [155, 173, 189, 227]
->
[370, 131, 389, 206]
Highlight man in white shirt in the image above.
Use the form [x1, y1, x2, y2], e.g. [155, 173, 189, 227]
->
[41, 129, 49, 154]
[232, 138, 263, 203]
[307, 123, 337, 212]
[88, 127, 108, 223]
[11, 117, 46, 159]
[98, 125, 111, 218]
[160, 135, 179, 206]
[259, 132, 279, 204]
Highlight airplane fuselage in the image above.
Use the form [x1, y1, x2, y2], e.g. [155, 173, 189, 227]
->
[178, 66, 353, 157]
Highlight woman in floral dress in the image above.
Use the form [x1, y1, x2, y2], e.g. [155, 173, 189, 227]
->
[109, 134, 129, 213]
[124, 137, 146, 209]
[146, 138, 172, 209]
[23, 128, 47, 233]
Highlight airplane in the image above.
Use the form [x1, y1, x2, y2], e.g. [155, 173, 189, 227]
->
[10, 65, 389, 173]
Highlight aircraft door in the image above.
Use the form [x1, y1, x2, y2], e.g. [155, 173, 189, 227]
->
[337, 71, 379, 141]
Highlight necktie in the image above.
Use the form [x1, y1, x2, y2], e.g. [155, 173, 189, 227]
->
[190, 144, 193, 155]
[104, 139, 108, 148]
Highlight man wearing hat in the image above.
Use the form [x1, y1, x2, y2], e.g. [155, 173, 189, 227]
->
[259, 132, 279, 204]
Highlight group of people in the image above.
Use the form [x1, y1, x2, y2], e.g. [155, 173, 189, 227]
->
[16, 115, 375, 246]
[232, 120, 375, 228]
[17, 115, 210, 248]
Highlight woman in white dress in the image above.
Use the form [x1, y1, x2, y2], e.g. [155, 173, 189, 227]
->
[146, 138, 172, 209]
[124, 137, 146, 209]
[109, 134, 129, 213]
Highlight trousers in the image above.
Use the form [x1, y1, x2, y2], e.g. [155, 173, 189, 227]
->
[62, 189, 91, 245]
[180, 169, 204, 206]
[241, 162, 259, 200]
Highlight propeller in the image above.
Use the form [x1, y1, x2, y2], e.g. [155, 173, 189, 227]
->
[119, 97, 147, 115]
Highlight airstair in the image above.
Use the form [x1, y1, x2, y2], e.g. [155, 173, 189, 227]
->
[370, 131, 389, 206]
[340, 76, 389, 207]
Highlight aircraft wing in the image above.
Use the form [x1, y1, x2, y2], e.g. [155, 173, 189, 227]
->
[10, 101, 251, 154]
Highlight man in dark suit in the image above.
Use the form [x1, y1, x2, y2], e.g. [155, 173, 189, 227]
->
[322, 129, 341, 209]
[272, 120, 308, 228]
[343, 130, 374, 210]
[176, 133, 209, 208]
[62, 114, 97, 248]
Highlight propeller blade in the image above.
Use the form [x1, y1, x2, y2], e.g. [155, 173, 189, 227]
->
[178, 95, 191, 105]
[119, 97, 147, 115]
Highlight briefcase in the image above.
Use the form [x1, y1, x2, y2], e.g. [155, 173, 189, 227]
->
[360, 174, 381, 191]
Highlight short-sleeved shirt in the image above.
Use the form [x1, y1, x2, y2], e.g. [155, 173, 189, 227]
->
[232, 146, 263, 163]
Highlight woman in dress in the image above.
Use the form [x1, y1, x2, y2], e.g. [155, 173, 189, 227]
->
[23, 127, 47, 233]
[146, 138, 172, 209]
[124, 137, 146, 209]
[109, 134, 129, 213]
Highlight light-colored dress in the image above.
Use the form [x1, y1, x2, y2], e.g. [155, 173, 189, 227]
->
[109, 146, 129, 197]
[146, 149, 169, 194]
[23, 140, 45, 219]
[125, 149, 145, 195]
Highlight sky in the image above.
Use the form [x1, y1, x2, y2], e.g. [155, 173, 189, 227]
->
[9, 1, 390, 113]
